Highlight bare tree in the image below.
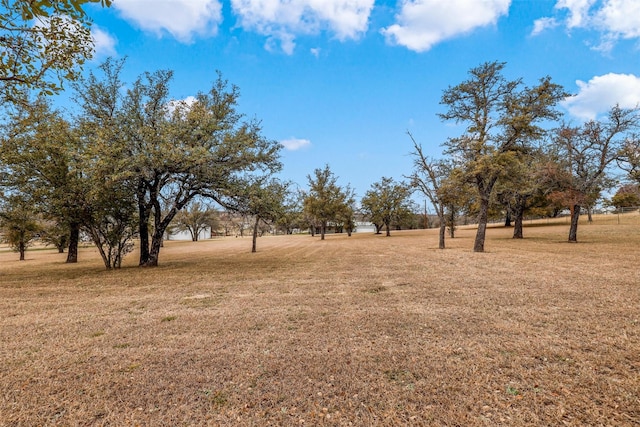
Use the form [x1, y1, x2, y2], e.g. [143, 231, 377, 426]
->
[408, 132, 450, 248]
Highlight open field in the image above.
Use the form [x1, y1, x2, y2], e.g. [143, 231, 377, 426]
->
[1, 222, 639, 426]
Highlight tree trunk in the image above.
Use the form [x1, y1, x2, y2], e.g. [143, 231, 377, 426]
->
[474, 197, 490, 252]
[143, 206, 182, 267]
[145, 232, 163, 267]
[568, 204, 580, 243]
[587, 205, 593, 223]
[88, 227, 112, 270]
[439, 222, 446, 249]
[504, 209, 512, 227]
[137, 184, 151, 266]
[513, 204, 525, 239]
[19, 240, 25, 261]
[385, 222, 391, 237]
[252, 217, 259, 253]
[138, 216, 150, 266]
[66, 222, 80, 263]
[320, 222, 326, 240]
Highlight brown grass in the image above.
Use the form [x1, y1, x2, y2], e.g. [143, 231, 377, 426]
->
[1, 221, 639, 426]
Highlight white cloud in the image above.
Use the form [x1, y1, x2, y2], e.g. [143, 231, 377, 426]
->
[595, 0, 640, 39]
[531, 17, 559, 36]
[536, 0, 640, 50]
[555, 0, 596, 28]
[113, 0, 222, 43]
[562, 73, 640, 120]
[230, 0, 374, 54]
[381, 0, 511, 52]
[166, 96, 199, 118]
[280, 137, 312, 151]
[92, 26, 117, 58]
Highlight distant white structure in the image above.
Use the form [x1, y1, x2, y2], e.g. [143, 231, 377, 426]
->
[164, 227, 212, 241]
[354, 221, 376, 233]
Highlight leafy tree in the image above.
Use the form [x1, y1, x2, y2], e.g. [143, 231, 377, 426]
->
[0, 193, 41, 260]
[275, 189, 305, 235]
[74, 60, 281, 266]
[550, 105, 640, 242]
[39, 220, 69, 253]
[495, 147, 552, 238]
[0, 0, 111, 102]
[174, 201, 218, 241]
[610, 184, 640, 209]
[440, 61, 566, 252]
[335, 192, 357, 236]
[361, 177, 412, 237]
[236, 178, 289, 252]
[0, 97, 86, 262]
[81, 146, 138, 269]
[438, 167, 475, 238]
[83, 196, 137, 269]
[303, 165, 354, 240]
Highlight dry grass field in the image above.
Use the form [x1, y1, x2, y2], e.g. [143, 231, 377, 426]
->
[1, 220, 639, 426]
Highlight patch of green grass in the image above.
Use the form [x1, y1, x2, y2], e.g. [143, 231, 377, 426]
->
[202, 390, 228, 407]
[506, 385, 520, 396]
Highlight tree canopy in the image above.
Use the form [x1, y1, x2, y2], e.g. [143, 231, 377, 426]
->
[549, 105, 640, 242]
[303, 165, 354, 240]
[0, 0, 111, 102]
[440, 61, 566, 252]
[74, 59, 281, 266]
[361, 177, 412, 237]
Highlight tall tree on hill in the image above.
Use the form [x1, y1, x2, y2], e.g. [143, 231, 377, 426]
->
[361, 177, 412, 237]
[548, 105, 640, 242]
[75, 60, 281, 266]
[303, 165, 354, 240]
[0, 0, 111, 103]
[440, 61, 566, 252]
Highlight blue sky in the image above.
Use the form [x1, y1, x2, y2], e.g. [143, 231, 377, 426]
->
[74, 0, 640, 199]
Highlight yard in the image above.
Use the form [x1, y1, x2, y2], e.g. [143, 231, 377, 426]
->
[1, 221, 638, 425]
